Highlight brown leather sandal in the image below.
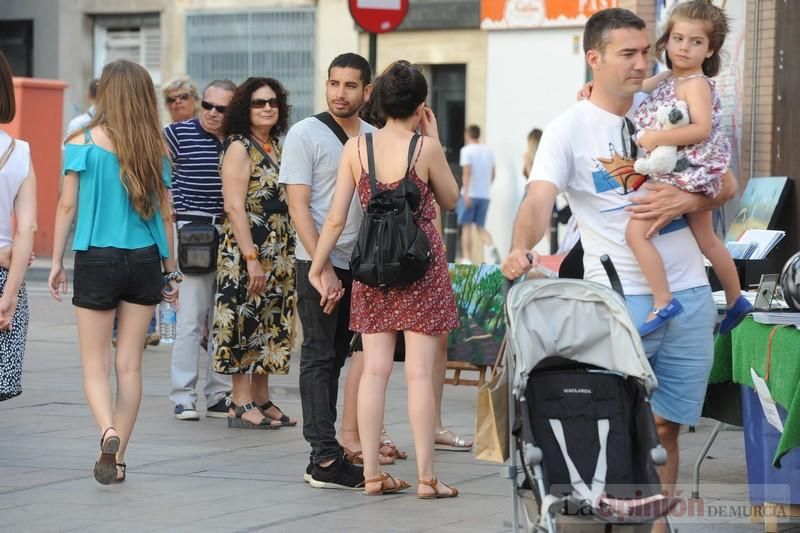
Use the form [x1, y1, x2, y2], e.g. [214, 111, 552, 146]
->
[417, 477, 459, 499]
[363, 472, 410, 496]
[380, 431, 408, 460]
[343, 447, 395, 466]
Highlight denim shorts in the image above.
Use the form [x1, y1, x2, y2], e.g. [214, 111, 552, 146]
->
[72, 245, 162, 310]
[456, 197, 490, 227]
[626, 285, 716, 426]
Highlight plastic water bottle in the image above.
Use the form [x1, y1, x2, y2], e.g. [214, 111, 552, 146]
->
[158, 301, 177, 344]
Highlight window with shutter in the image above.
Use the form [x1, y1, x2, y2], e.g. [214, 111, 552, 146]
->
[93, 14, 162, 90]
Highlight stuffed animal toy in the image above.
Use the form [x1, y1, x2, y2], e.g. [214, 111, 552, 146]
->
[633, 100, 690, 176]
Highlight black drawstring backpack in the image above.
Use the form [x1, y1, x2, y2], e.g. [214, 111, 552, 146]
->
[350, 133, 432, 289]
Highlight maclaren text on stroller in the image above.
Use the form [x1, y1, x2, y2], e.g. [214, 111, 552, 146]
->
[504, 256, 676, 532]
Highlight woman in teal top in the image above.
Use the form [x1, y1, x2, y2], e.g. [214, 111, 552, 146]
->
[48, 59, 180, 485]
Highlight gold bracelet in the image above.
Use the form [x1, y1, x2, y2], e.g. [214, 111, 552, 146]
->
[243, 246, 259, 261]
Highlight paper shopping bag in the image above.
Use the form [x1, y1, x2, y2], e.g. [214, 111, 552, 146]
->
[474, 341, 509, 463]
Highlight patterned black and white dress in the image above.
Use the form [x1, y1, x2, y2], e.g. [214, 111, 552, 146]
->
[0, 268, 28, 401]
[212, 135, 296, 375]
[0, 132, 32, 401]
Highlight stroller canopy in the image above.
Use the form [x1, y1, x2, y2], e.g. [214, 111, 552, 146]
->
[505, 278, 657, 396]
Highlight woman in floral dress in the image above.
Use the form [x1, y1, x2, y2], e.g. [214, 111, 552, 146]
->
[213, 77, 297, 430]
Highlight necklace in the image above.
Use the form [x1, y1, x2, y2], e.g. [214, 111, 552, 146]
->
[251, 132, 272, 153]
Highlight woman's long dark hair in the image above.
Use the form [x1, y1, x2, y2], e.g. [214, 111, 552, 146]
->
[222, 77, 290, 141]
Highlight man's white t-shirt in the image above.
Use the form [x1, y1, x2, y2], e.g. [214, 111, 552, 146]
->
[528, 99, 708, 296]
[459, 143, 495, 199]
[279, 116, 376, 269]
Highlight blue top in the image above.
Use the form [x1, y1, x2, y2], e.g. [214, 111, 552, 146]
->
[63, 139, 172, 258]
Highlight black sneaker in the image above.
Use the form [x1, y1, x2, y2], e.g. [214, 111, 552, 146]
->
[309, 455, 364, 490]
[303, 462, 313, 483]
[206, 397, 230, 419]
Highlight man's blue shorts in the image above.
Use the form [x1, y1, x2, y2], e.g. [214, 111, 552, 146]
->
[456, 197, 490, 228]
[626, 285, 716, 426]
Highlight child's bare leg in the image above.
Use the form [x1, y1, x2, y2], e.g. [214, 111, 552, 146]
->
[687, 211, 741, 306]
[626, 218, 672, 316]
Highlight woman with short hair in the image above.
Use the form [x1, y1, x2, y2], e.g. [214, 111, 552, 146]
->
[310, 61, 460, 498]
[0, 51, 37, 402]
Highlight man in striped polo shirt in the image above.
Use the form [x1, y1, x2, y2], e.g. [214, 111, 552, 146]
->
[164, 79, 235, 421]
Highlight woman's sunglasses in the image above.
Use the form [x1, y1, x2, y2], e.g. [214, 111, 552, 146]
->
[165, 92, 192, 104]
[201, 100, 228, 114]
[250, 98, 280, 110]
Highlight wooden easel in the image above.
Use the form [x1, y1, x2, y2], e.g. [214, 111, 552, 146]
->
[445, 361, 493, 387]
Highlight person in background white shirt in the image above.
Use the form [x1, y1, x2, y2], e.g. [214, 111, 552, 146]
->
[66, 79, 98, 136]
[458, 125, 499, 263]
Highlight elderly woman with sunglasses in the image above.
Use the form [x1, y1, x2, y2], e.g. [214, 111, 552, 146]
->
[163, 77, 200, 123]
[211, 77, 298, 429]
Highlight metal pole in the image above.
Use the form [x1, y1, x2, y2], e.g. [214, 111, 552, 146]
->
[748, 0, 761, 179]
[509, 346, 520, 532]
[368, 33, 377, 76]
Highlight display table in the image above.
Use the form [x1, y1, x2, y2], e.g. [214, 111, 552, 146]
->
[709, 318, 800, 531]
[709, 317, 800, 467]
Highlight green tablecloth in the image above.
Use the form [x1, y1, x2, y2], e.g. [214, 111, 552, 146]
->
[709, 317, 800, 467]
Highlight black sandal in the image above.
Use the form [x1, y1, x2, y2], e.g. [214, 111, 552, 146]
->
[227, 402, 280, 430]
[115, 462, 127, 483]
[94, 427, 120, 485]
[259, 400, 297, 427]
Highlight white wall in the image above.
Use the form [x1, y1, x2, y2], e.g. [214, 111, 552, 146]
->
[484, 27, 585, 256]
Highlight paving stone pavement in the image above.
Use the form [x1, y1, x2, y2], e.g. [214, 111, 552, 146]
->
[0, 281, 791, 532]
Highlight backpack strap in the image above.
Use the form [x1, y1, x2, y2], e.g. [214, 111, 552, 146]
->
[83, 128, 94, 145]
[0, 139, 15, 173]
[365, 133, 379, 198]
[314, 111, 349, 146]
[405, 134, 421, 176]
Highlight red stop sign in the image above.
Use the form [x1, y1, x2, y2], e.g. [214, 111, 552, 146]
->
[349, 0, 409, 34]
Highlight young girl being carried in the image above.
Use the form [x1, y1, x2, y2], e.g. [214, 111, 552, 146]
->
[630, 0, 751, 336]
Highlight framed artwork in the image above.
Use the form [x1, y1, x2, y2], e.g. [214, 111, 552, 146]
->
[446, 263, 507, 367]
[724, 177, 792, 243]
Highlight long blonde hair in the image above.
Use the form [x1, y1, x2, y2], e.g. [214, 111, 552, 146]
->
[66, 60, 167, 219]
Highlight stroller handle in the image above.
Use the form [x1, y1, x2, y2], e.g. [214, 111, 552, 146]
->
[600, 254, 625, 299]
[502, 252, 536, 298]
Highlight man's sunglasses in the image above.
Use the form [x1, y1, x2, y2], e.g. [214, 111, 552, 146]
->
[165, 92, 191, 104]
[201, 100, 228, 114]
[250, 98, 280, 109]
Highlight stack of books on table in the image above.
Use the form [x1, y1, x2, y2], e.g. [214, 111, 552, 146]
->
[725, 229, 786, 260]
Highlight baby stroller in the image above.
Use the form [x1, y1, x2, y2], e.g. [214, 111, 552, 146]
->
[504, 257, 676, 532]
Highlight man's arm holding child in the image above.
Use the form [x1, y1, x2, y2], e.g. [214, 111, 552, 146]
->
[628, 169, 737, 238]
